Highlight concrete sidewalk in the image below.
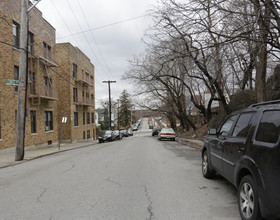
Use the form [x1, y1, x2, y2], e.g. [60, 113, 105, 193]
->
[0, 140, 98, 169]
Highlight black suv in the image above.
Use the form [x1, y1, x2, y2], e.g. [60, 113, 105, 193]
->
[202, 100, 280, 220]
[98, 130, 115, 143]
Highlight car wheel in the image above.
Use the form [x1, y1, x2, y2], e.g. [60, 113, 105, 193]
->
[202, 150, 215, 179]
[238, 175, 262, 220]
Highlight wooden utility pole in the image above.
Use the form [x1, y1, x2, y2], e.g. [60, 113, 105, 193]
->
[102, 81, 116, 130]
[15, 0, 29, 161]
[15, 0, 43, 161]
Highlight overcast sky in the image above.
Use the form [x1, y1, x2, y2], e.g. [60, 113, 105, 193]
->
[36, 0, 158, 108]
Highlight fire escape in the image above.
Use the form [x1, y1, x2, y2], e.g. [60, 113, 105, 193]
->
[28, 42, 58, 105]
[74, 70, 94, 110]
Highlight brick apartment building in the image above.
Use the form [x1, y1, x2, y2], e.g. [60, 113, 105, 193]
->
[55, 43, 96, 141]
[0, 0, 96, 150]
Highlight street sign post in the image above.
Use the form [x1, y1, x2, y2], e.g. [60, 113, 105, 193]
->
[58, 117, 68, 150]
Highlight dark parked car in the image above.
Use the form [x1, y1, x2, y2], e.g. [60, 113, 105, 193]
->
[202, 100, 280, 220]
[98, 130, 115, 143]
[152, 128, 161, 136]
[113, 130, 122, 140]
[120, 129, 129, 137]
[128, 129, 133, 136]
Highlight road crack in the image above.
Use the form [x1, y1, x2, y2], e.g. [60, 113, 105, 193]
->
[37, 188, 48, 203]
[63, 162, 75, 173]
[142, 185, 154, 220]
[104, 177, 122, 187]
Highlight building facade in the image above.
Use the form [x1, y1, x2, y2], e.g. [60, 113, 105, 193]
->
[55, 43, 96, 142]
[0, 1, 96, 151]
[0, 0, 59, 150]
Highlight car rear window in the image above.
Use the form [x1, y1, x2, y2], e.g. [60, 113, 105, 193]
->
[255, 110, 280, 144]
[232, 112, 254, 138]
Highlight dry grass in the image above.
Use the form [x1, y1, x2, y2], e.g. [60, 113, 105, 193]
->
[177, 124, 208, 141]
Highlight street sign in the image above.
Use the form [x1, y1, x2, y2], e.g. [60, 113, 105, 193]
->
[6, 79, 19, 86]
[62, 117, 67, 123]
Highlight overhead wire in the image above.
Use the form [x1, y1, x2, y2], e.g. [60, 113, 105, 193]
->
[60, 14, 152, 39]
[77, 0, 112, 75]
[65, 0, 113, 80]
[48, 0, 108, 84]
[4, 0, 151, 104]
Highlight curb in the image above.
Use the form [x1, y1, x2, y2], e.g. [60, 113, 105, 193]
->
[176, 138, 204, 150]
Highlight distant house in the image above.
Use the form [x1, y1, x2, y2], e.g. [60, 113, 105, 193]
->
[186, 90, 221, 115]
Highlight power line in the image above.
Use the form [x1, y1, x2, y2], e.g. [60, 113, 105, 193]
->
[65, 0, 113, 79]
[47, 0, 109, 83]
[77, 0, 112, 74]
[50, 0, 82, 50]
[60, 14, 152, 39]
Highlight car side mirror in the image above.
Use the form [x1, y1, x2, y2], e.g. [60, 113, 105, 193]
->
[208, 128, 217, 135]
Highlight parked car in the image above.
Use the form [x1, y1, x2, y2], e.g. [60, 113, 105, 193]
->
[132, 124, 138, 131]
[152, 128, 161, 136]
[128, 129, 133, 136]
[120, 129, 129, 137]
[202, 100, 280, 220]
[113, 130, 122, 140]
[98, 130, 115, 143]
[158, 128, 176, 141]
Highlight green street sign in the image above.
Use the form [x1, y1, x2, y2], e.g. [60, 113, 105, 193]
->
[6, 80, 19, 86]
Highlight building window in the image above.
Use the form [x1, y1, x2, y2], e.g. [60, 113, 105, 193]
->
[44, 77, 52, 87]
[28, 32, 34, 53]
[73, 88, 78, 103]
[91, 94, 94, 105]
[73, 63, 77, 79]
[87, 130, 90, 139]
[90, 75, 93, 84]
[83, 112, 85, 125]
[31, 110, 36, 134]
[91, 112, 94, 124]
[43, 42, 51, 60]
[87, 112, 90, 125]
[45, 111, 53, 131]
[74, 112, 78, 126]
[29, 71, 36, 95]
[83, 131, 85, 139]
[14, 66, 19, 92]
[13, 21, 20, 48]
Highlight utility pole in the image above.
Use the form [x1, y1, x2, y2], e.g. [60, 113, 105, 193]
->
[117, 99, 120, 130]
[102, 80, 116, 130]
[15, 0, 29, 161]
[16, 0, 43, 161]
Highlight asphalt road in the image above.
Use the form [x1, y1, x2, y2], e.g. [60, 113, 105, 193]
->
[0, 120, 240, 220]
